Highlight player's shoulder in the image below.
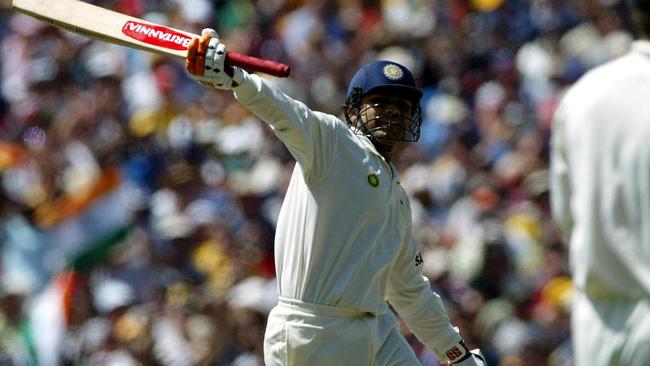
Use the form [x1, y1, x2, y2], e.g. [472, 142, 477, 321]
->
[579, 47, 645, 86]
[565, 51, 637, 99]
[313, 111, 348, 130]
[575, 57, 625, 85]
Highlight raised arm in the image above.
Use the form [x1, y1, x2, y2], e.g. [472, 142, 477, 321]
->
[185, 28, 337, 182]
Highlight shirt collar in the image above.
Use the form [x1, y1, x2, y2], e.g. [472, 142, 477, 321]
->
[356, 133, 382, 157]
[354, 133, 400, 180]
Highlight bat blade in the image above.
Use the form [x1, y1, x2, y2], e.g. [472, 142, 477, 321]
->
[11, 0, 290, 77]
[13, 0, 192, 58]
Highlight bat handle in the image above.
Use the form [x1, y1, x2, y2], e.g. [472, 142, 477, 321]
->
[225, 52, 290, 78]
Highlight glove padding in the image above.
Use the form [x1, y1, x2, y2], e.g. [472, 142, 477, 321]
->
[185, 28, 244, 90]
[445, 340, 487, 366]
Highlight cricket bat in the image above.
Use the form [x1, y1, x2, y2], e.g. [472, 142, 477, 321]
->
[11, 0, 290, 77]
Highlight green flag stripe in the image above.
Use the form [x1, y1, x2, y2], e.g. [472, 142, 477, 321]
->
[19, 317, 38, 366]
[67, 225, 134, 273]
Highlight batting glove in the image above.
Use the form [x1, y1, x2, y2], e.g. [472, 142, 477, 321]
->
[185, 28, 245, 90]
[445, 340, 487, 366]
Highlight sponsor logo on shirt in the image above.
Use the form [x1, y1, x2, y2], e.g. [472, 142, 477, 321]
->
[415, 252, 423, 266]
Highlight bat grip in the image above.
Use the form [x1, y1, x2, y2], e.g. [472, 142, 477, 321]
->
[225, 52, 290, 78]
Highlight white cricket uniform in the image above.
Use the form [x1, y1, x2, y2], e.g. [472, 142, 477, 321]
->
[551, 40, 650, 366]
[232, 72, 464, 365]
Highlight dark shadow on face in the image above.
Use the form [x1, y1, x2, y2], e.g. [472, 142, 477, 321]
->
[355, 91, 415, 145]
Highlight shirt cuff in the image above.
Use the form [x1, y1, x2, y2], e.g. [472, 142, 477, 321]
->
[233, 71, 262, 103]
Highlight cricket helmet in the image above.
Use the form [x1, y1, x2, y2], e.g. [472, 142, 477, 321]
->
[344, 60, 423, 142]
[346, 60, 422, 101]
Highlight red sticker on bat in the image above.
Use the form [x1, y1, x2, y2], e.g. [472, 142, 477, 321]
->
[122, 21, 193, 50]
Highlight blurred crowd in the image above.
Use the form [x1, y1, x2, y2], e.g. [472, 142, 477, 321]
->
[0, 0, 639, 365]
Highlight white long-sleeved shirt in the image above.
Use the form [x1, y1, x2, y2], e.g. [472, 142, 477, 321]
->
[551, 40, 650, 301]
[232, 72, 461, 355]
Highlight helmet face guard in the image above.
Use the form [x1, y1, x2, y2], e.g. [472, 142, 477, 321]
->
[343, 61, 423, 143]
[344, 87, 422, 142]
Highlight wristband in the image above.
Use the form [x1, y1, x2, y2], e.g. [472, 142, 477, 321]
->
[446, 340, 471, 364]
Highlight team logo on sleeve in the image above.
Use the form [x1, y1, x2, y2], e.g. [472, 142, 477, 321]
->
[367, 173, 379, 187]
[415, 252, 423, 266]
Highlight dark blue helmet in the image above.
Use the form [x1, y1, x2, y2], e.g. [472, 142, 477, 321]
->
[346, 60, 422, 101]
[344, 60, 423, 143]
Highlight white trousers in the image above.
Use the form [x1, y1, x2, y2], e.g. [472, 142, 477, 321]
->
[572, 292, 650, 366]
[264, 297, 420, 366]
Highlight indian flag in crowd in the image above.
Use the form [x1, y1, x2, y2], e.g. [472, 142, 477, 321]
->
[8, 166, 136, 365]
[21, 225, 134, 366]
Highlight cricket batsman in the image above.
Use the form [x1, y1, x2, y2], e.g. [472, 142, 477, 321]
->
[186, 29, 485, 365]
[550, 1, 650, 365]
